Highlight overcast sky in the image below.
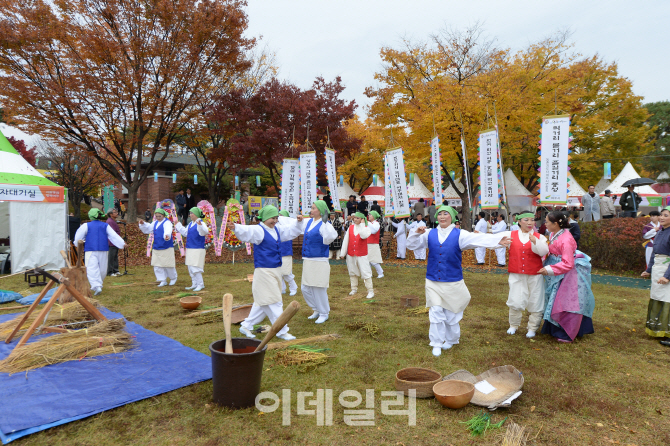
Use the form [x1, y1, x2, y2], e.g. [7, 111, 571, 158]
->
[2, 0, 667, 143]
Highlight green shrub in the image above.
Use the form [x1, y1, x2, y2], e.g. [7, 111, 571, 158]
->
[579, 217, 649, 273]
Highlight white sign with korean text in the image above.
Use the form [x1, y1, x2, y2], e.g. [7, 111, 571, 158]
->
[324, 148, 341, 212]
[280, 159, 300, 217]
[430, 136, 442, 205]
[539, 115, 570, 205]
[300, 152, 317, 216]
[384, 154, 394, 217]
[387, 148, 410, 218]
[479, 129, 499, 209]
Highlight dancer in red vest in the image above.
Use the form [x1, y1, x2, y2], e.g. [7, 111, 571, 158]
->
[341, 212, 374, 298]
[367, 211, 384, 278]
[505, 211, 549, 338]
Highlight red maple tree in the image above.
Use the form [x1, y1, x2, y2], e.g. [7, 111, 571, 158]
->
[7, 136, 36, 167]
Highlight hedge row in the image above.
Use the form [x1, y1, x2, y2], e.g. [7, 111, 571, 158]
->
[578, 217, 649, 273]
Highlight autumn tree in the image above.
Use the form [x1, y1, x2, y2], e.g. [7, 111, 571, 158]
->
[641, 101, 670, 178]
[176, 47, 278, 206]
[213, 77, 361, 193]
[7, 135, 37, 167]
[39, 140, 112, 218]
[338, 117, 388, 194]
[365, 25, 653, 229]
[0, 0, 254, 221]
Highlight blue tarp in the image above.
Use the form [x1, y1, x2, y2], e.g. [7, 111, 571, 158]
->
[0, 290, 22, 304]
[0, 308, 213, 444]
[16, 288, 56, 305]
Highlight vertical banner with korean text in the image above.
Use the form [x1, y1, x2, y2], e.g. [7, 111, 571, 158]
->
[324, 148, 341, 212]
[387, 148, 411, 218]
[478, 129, 499, 209]
[299, 151, 317, 216]
[280, 159, 300, 217]
[430, 136, 442, 205]
[539, 115, 570, 205]
[384, 154, 394, 217]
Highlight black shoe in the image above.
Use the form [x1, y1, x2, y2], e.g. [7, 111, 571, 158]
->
[498, 264, 506, 267]
[660, 338, 670, 347]
[476, 263, 485, 265]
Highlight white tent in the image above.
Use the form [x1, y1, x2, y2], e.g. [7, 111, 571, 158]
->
[566, 172, 588, 207]
[600, 162, 662, 208]
[442, 178, 464, 207]
[0, 129, 68, 273]
[657, 171, 669, 181]
[338, 182, 358, 200]
[503, 169, 535, 213]
[594, 176, 611, 194]
[407, 173, 433, 200]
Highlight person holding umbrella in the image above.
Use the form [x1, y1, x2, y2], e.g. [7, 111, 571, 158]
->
[620, 177, 656, 218]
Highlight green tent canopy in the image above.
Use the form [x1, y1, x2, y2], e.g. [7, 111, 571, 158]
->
[0, 129, 59, 187]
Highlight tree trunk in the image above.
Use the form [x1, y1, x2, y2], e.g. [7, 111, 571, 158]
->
[70, 193, 81, 219]
[126, 184, 139, 222]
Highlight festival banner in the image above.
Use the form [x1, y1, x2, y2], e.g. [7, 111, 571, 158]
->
[604, 162, 611, 180]
[430, 136, 442, 205]
[538, 115, 571, 205]
[299, 152, 317, 216]
[478, 129, 499, 209]
[386, 148, 411, 218]
[0, 184, 64, 203]
[324, 148, 342, 212]
[280, 158, 300, 217]
[384, 154, 394, 217]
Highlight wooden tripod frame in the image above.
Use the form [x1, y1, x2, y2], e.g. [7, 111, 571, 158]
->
[4, 268, 107, 350]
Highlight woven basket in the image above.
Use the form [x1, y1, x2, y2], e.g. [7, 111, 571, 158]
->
[231, 304, 252, 324]
[395, 367, 442, 398]
[443, 365, 524, 410]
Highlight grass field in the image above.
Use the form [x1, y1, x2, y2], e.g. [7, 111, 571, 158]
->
[1, 262, 668, 446]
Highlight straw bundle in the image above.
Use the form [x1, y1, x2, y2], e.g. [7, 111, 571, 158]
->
[0, 299, 100, 341]
[499, 421, 528, 446]
[345, 321, 379, 339]
[0, 319, 134, 373]
[405, 306, 429, 315]
[273, 345, 332, 372]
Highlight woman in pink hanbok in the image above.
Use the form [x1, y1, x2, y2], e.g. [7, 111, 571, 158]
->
[538, 211, 595, 342]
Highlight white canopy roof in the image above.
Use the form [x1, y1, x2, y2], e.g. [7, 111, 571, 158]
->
[338, 182, 358, 199]
[442, 178, 464, 199]
[407, 173, 433, 199]
[600, 162, 659, 196]
[567, 172, 588, 197]
[504, 169, 533, 197]
[657, 172, 670, 181]
[594, 176, 611, 194]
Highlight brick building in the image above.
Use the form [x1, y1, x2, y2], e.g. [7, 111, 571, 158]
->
[113, 152, 199, 217]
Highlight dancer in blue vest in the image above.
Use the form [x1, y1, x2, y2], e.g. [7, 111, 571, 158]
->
[175, 207, 210, 292]
[228, 205, 302, 340]
[278, 210, 298, 296]
[407, 206, 511, 356]
[74, 208, 126, 296]
[294, 200, 338, 323]
[139, 209, 178, 286]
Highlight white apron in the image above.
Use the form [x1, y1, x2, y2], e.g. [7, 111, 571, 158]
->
[252, 267, 283, 306]
[301, 259, 331, 288]
[280, 256, 293, 276]
[185, 248, 206, 269]
[151, 248, 176, 268]
[367, 244, 383, 264]
[651, 254, 670, 303]
[425, 279, 472, 314]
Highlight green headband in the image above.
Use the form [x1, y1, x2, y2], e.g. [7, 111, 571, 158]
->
[88, 208, 104, 220]
[353, 212, 368, 226]
[314, 200, 329, 217]
[436, 205, 458, 222]
[154, 209, 168, 218]
[189, 207, 204, 218]
[258, 205, 279, 222]
[515, 213, 534, 221]
[664, 206, 670, 213]
[278, 210, 290, 217]
[369, 210, 381, 220]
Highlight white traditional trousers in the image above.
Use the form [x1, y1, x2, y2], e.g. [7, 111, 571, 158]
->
[429, 306, 463, 347]
[495, 247, 506, 265]
[301, 285, 330, 317]
[188, 265, 204, 288]
[475, 247, 486, 263]
[370, 262, 384, 276]
[241, 302, 289, 336]
[84, 251, 108, 290]
[154, 267, 177, 282]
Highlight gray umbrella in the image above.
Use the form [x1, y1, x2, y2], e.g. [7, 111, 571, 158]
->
[621, 178, 656, 187]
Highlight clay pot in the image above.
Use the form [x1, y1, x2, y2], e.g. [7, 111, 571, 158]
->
[179, 295, 202, 310]
[433, 380, 475, 409]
